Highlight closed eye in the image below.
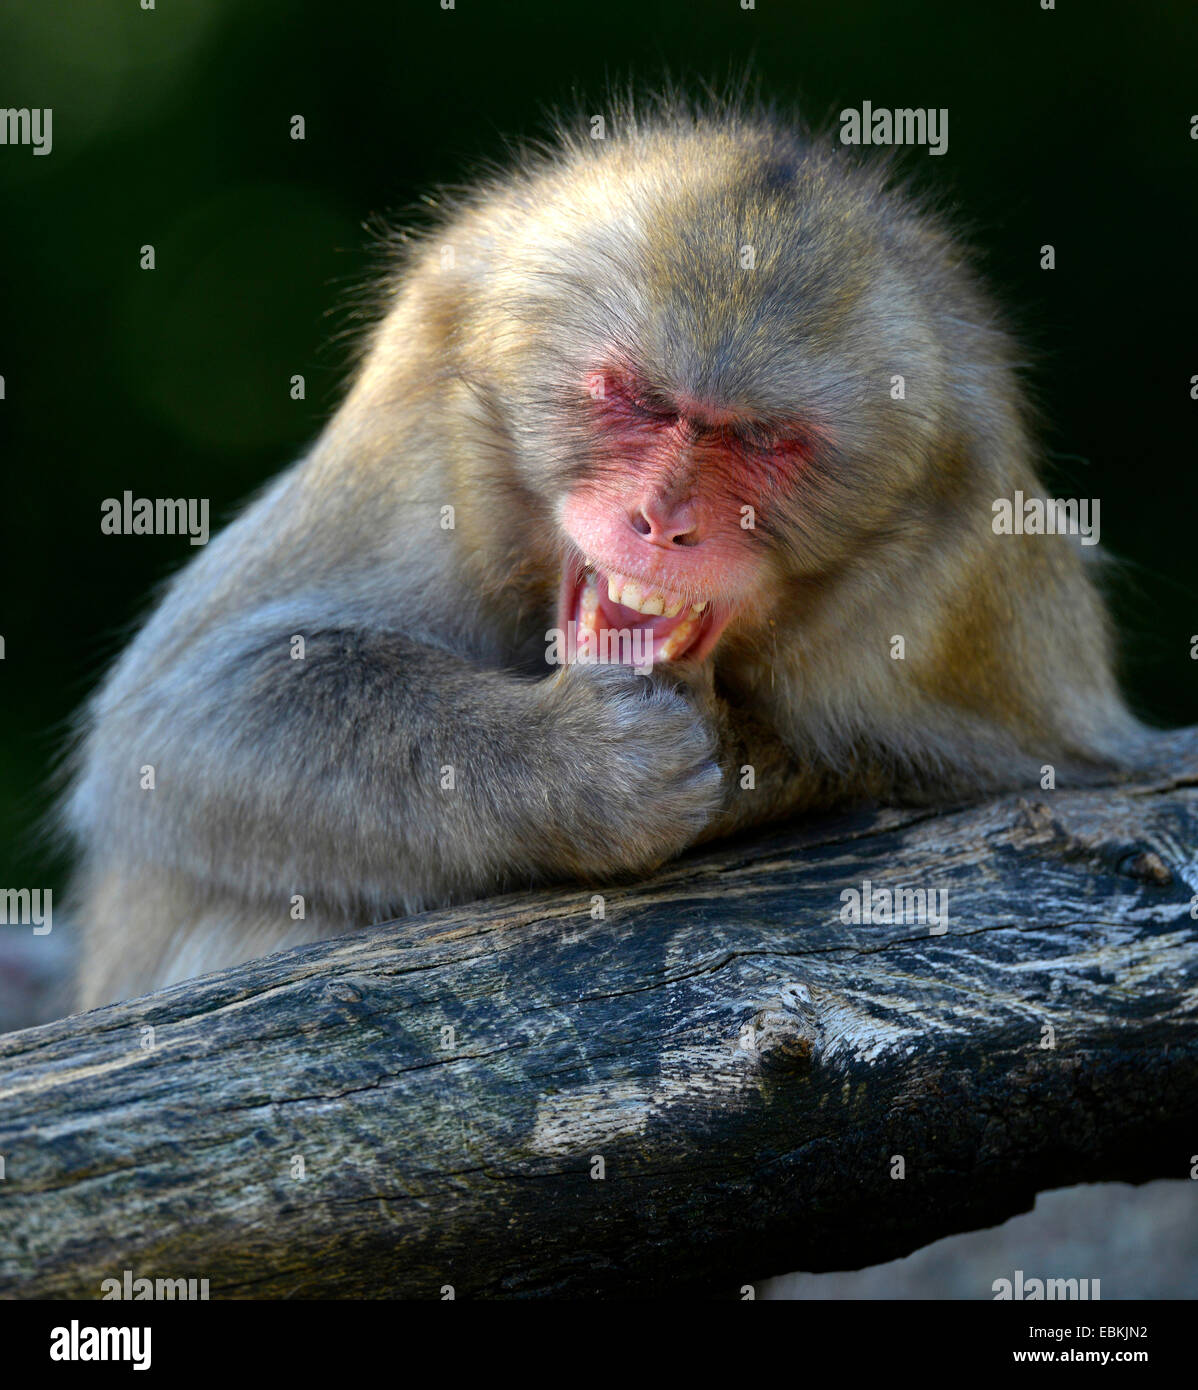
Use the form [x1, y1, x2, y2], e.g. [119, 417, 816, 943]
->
[620, 383, 677, 422]
[591, 370, 679, 427]
[634, 395, 677, 422]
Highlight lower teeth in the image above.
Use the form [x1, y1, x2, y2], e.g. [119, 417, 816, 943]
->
[658, 613, 700, 661]
[575, 570, 702, 663]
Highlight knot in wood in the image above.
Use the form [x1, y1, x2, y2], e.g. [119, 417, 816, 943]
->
[739, 985, 817, 1072]
[1117, 849, 1174, 885]
[322, 980, 364, 1003]
[1015, 798, 1078, 849]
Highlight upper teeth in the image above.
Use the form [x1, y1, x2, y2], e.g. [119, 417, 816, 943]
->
[604, 571, 706, 619]
[612, 577, 642, 610]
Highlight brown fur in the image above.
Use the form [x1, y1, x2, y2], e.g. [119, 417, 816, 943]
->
[61, 91, 1140, 1009]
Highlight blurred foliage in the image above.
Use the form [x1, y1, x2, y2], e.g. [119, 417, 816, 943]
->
[1, 0, 1195, 893]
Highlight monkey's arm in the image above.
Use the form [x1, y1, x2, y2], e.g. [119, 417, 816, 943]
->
[71, 612, 724, 917]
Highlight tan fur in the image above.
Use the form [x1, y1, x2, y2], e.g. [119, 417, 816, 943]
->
[62, 92, 1140, 1010]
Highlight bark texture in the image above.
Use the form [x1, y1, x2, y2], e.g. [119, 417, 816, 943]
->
[1, 730, 1195, 1299]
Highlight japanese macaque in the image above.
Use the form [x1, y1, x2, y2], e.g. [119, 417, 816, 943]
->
[64, 95, 1140, 1009]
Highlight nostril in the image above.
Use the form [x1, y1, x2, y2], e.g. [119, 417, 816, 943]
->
[630, 502, 701, 546]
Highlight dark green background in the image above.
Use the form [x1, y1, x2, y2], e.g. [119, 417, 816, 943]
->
[2, 0, 1195, 893]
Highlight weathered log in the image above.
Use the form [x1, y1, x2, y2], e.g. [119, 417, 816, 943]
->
[2, 731, 1196, 1299]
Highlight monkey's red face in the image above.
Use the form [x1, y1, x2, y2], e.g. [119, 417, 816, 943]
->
[557, 365, 811, 664]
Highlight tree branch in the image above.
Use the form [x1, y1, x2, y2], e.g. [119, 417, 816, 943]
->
[2, 731, 1196, 1299]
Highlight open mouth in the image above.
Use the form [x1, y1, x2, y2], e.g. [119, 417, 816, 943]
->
[558, 562, 730, 666]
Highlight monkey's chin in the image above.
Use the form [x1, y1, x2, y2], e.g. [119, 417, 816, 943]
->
[557, 563, 728, 667]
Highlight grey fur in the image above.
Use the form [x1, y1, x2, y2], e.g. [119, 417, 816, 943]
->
[62, 95, 1138, 1007]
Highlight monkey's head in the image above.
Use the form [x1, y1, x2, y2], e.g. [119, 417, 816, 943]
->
[431, 109, 1015, 666]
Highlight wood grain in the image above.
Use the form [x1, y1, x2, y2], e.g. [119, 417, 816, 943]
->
[2, 730, 1196, 1299]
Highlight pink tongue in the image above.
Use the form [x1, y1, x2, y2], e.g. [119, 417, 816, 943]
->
[595, 591, 692, 640]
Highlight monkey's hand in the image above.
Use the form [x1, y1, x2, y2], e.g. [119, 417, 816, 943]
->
[537, 662, 725, 879]
[655, 659, 827, 844]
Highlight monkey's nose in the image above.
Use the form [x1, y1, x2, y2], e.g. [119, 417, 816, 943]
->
[630, 500, 702, 547]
